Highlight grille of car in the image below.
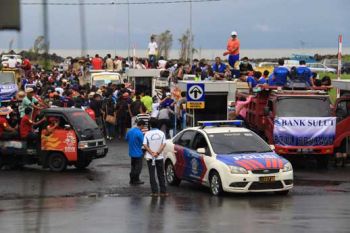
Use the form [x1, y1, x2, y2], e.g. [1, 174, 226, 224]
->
[229, 182, 248, 188]
[248, 181, 283, 190]
[87, 140, 104, 147]
[251, 169, 280, 174]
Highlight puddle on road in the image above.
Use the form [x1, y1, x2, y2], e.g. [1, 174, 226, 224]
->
[295, 179, 344, 186]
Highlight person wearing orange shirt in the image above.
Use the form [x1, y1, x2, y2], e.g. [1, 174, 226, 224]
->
[223, 31, 240, 68]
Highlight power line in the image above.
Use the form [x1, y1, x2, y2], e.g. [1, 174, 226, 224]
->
[22, 0, 220, 6]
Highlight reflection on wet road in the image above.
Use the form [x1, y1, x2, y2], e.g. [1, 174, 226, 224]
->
[0, 194, 349, 233]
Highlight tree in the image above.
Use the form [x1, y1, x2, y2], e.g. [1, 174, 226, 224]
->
[156, 30, 173, 59]
[33, 35, 48, 54]
[178, 29, 195, 62]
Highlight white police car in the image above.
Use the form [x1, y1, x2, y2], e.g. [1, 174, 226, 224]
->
[164, 121, 293, 196]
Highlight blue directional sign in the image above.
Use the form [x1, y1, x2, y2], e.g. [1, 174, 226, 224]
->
[186, 83, 205, 109]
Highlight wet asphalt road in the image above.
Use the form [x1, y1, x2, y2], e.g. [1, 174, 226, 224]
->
[0, 141, 350, 233]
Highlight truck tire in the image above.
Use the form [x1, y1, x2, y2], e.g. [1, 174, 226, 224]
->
[74, 159, 91, 170]
[48, 153, 67, 172]
[316, 155, 329, 169]
[165, 161, 181, 186]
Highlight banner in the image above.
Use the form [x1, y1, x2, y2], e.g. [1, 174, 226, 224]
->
[273, 117, 336, 146]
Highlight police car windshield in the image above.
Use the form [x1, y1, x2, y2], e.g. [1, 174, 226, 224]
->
[276, 97, 331, 117]
[208, 132, 272, 155]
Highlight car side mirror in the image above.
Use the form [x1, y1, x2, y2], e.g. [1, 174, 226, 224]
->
[64, 124, 72, 130]
[264, 106, 270, 116]
[197, 148, 206, 154]
[270, 145, 275, 151]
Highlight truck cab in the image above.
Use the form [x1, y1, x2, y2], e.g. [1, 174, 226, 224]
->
[0, 108, 108, 171]
[0, 69, 19, 102]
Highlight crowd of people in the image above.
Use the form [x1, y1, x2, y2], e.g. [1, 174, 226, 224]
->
[0, 30, 338, 195]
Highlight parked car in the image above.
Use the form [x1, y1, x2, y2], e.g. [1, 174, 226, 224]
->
[322, 58, 339, 70]
[341, 63, 350, 74]
[255, 62, 278, 74]
[306, 63, 336, 73]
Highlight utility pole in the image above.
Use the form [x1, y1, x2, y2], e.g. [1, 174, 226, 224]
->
[189, 0, 193, 65]
[127, 0, 131, 65]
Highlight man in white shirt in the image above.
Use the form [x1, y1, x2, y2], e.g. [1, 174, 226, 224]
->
[143, 118, 168, 196]
[148, 36, 158, 68]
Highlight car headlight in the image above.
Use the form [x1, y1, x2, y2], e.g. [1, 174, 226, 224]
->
[229, 166, 248, 174]
[78, 141, 88, 149]
[282, 162, 293, 172]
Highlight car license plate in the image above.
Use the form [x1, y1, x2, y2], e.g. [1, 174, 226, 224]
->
[96, 149, 104, 155]
[259, 176, 275, 183]
[298, 148, 313, 153]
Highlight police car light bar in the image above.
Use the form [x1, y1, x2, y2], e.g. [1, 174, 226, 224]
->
[198, 120, 243, 128]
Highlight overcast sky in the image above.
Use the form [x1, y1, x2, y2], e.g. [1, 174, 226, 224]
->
[0, 0, 349, 51]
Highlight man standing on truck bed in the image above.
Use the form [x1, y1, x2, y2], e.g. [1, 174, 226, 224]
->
[223, 31, 240, 69]
[296, 60, 314, 86]
[272, 59, 289, 86]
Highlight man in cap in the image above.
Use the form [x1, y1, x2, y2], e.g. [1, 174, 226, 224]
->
[0, 107, 18, 139]
[20, 88, 42, 118]
[223, 31, 240, 69]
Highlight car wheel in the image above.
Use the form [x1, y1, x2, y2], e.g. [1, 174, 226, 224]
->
[210, 171, 223, 196]
[274, 190, 289, 196]
[48, 153, 67, 172]
[165, 161, 181, 186]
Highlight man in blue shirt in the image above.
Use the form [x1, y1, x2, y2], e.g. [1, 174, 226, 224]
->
[268, 73, 276, 86]
[125, 120, 146, 185]
[212, 57, 227, 80]
[296, 60, 313, 86]
[272, 59, 289, 86]
[246, 73, 257, 88]
[255, 71, 267, 85]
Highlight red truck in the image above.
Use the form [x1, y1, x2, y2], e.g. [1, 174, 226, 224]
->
[237, 87, 350, 168]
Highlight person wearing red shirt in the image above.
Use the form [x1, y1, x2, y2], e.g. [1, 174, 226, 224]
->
[20, 107, 45, 141]
[91, 54, 103, 70]
[0, 107, 18, 139]
[22, 57, 32, 70]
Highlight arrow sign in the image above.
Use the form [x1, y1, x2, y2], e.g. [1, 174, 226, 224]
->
[187, 83, 205, 109]
[187, 84, 204, 101]
[190, 86, 202, 99]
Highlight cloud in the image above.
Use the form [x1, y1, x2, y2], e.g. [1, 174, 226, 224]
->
[254, 23, 272, 32]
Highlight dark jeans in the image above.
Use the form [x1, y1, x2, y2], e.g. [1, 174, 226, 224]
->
[117, 118, 127, 139]
[158, 119, 171, 139]
[147, 159, 166, 194]
[130, 157, 143, 183]
[105, 122, 115, 138]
